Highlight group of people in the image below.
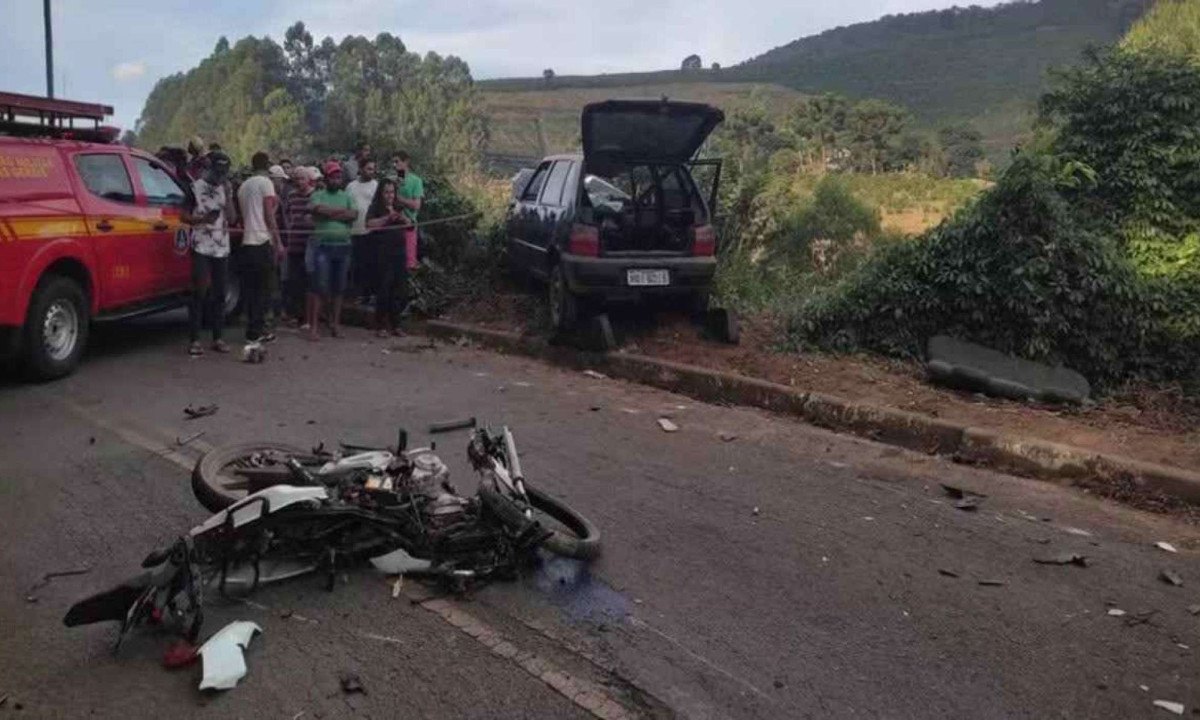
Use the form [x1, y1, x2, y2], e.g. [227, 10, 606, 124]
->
[176, 142, 424, 356]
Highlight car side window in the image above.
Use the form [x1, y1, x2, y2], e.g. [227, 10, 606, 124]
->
[521, 163, 551, 202]
[539, 161, 571, 207]
[74, 154, 135, 204]
[133, 157, 187, 207]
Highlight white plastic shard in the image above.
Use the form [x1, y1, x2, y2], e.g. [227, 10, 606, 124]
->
[370, 547, 432, 575]
[198, 621, 262, 691]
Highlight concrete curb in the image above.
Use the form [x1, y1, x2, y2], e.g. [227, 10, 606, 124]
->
[411, 319, 1200, 506]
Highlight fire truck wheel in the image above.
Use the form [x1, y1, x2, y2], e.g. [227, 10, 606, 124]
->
[24, 275, 89, 381]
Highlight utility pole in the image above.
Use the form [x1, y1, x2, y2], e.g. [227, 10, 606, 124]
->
[44, 0, 54, 98]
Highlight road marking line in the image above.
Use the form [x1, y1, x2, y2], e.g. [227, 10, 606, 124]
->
[415, 595, 636, 720]
[59, 397, 199, 473]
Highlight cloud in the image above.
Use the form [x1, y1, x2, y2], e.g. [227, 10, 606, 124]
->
[111, 62, 146, 82]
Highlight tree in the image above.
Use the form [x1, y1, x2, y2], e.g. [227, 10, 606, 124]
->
[681, 54, 702, 71]
[711, 62, 721, 71]
[214, 37, 230, 54]
[118, 130, 138, 147]
[1040, 47, 1200, 234]
[937, 122, 984, 177]
[787, 93, 852, 167]
[846, 99, 910, 174]
[542, 68, 555, 84]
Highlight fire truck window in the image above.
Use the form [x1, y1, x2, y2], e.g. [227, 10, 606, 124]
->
[133, 157, 187, 207]
[74, 154, 134, 204]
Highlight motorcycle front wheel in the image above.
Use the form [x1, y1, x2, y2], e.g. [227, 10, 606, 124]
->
[479, 483, 601, 561]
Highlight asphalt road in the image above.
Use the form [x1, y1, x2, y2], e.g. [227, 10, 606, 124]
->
[1, 314, 1198, 719]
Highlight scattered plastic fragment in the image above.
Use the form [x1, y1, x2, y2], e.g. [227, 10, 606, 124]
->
[1155, 542, 1179, 554]
[1033, 553, 1089, 567]
[1152, 700, 1184, 715]
[339, 672, 366, 695]
[198, 621, 261, 691]
[1159, 570, 1184, 587]
[938, 569, 960, 578]
[1107, 609, 1127, 617]
[184, 404, 219, 420]
[582, 370, 607, 380]
[657, 418, 679, 433]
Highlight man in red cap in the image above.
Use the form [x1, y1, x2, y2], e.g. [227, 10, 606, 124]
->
[305, 161, 359, 339]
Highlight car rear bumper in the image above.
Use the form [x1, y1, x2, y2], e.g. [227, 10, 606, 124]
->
[560, 253, 716, 300]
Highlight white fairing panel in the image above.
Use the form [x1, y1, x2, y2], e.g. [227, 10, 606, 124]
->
[191, 486, 329, 536]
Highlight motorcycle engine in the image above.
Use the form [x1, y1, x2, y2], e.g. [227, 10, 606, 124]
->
[403, 450, 470, 531]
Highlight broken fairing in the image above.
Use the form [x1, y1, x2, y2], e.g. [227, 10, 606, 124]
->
[198, 621, 261, 691]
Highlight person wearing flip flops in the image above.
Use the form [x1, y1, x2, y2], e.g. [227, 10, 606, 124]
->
[305, 161, 358, 340]
[187, 151, 236, 357]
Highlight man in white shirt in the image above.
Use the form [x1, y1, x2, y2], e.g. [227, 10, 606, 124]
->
[237, 152, 285, 343]
[345, 159, 379, 304]
[187, 151, 236, 356]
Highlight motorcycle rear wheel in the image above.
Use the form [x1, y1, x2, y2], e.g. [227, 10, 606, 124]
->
[192, 442, 310, 513]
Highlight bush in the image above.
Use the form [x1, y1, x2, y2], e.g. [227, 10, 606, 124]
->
[790, 156, 1156, 388]
[772, 175, 880, 260]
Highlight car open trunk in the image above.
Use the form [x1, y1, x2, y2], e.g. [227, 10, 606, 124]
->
[580, 100, 724, 255]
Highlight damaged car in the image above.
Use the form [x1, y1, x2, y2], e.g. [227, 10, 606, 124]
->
[506, 99, 737, 344]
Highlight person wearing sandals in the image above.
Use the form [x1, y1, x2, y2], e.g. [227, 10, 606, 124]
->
[305, 161, 358, 340]
[187, 151, 236, 357]
[365, 179, 412, 337]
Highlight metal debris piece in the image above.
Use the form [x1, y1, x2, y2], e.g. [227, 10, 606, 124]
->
[25, 566, 91, 601]
[184, 404, 219, 420]
[978, 579, 1006, 587]
[937, 569, 960, 578]
[1187, 604, 1200, 616]
[657, 418, 679, 433]
[582, 370, 607, 380]
[1156, 542, 1179, 554]
[339, 672, 366, 695]
[1152, 700, 1185, 715]
[1159, 570, 1184, 587]
[176, 431, 206, 447]
[1107, 608, 1127, 617]
[429, 417, 477, 434]
[1033, 553, 1089, 567]
[719, 432, 738, 442]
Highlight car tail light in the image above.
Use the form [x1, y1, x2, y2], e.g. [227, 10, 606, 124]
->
[691, 224, 716, 256]
[568, 224, 600, 257]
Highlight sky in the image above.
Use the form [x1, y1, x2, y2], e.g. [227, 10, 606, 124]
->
[1, 0, 1007, 131]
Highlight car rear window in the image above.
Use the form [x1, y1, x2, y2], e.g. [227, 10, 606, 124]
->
[74, 154, 134, 204]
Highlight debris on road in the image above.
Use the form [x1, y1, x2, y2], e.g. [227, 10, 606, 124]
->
[1107, 608, 1127, 617]
[340, 672, 366, 695]
[198, 621, 261, 691]
[241, 342, 266, 364]
[941, 484, 986, 511]
[25, 566, 91, 602]
[184, 404, 219, 420]
[176, 431, 206, 447]
[657, 418, 679, 433]
[1033, 553, 1089, 567]
[370, 548, 432, 575]
[589, 405, 601, 412]
[938, 569, 960, 578]
[429, 417, 477, 434]
[1125, 610, 1159, 627]
[978, 579, 1006, 587]
[582, 370, 607, 380]
[1152, 699, 1185, 715]
[1159, 570, 1184, 587]
[719, 432, 738, 442]
[752, 507, 760, 517]
[1155, 542, 1179, 554]
[162, 639, 199, 669]
[1188, 604, 1200, 616]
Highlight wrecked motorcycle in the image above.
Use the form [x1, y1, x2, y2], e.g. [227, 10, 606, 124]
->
[63, 427, 600, 648]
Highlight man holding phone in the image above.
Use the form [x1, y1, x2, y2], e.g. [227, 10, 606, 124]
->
[187, 151, 236, 356]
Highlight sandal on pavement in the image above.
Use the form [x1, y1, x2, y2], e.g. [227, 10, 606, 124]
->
[188, 342, 204, 357]
[211, 340, 230, 354]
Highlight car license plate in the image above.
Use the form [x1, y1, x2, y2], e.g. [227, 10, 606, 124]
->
[626, 269, 669, 287]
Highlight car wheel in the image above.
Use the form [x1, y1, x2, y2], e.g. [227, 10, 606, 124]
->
[547, 263, 578, 332]
[24, 275, 89, 380]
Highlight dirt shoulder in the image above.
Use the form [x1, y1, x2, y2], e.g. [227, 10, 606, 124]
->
[444, 289, 1200, 475]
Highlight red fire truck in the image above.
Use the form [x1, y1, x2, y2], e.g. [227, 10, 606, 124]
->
[0, 92, 213, 379]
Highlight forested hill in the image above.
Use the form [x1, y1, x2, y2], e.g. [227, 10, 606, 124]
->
[735, 0, 1150, 121]
[480, 0, 1153, 154]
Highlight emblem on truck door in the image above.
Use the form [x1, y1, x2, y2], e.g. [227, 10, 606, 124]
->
[174, 227, 189, 255]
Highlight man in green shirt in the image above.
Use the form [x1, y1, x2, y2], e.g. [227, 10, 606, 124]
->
[306, 161, 359, 340]
[392, 151, 425, 270]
